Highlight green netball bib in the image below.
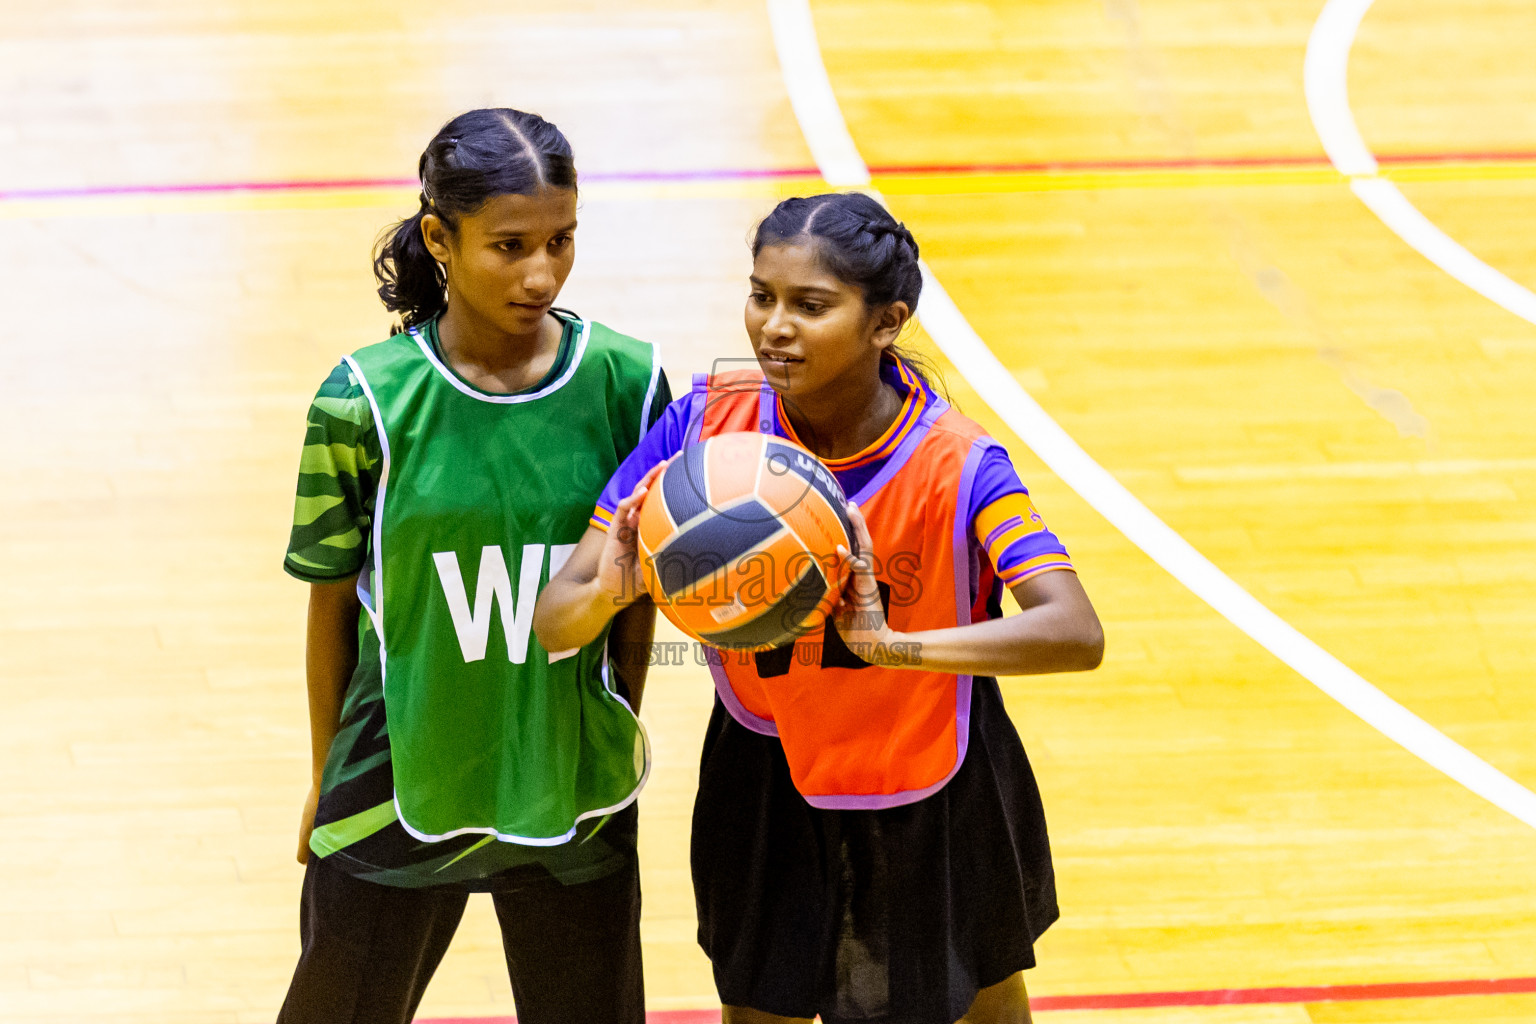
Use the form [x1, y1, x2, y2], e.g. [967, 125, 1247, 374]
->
[345, 314, 658, 844]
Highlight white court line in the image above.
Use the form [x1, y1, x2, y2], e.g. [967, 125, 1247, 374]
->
[764, 0, 1536, 829]
[1305, 0, 1536, 326]
[765, 0, 869, 187]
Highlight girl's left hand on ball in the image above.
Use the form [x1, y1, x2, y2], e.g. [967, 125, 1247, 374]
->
[833, 502, 902, 662]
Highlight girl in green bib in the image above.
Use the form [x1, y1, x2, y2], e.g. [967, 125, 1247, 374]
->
[276, 108, 668, 1024]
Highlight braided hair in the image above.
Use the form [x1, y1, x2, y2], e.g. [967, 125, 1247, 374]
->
[373, 109, 577, 329]
[752, 192, 920, 308]
[752, 192, 945, 394]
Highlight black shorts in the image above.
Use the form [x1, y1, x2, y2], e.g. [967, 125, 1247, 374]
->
[277, 824, 643, 1024]
[691, 677, 1057, 1024]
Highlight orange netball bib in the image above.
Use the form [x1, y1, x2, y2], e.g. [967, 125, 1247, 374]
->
[690, 372, 996, 809]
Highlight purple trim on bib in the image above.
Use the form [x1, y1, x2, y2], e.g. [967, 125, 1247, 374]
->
[758, 386, 777, 435]
[683, 374, 709, 446]
[847, 396, 949, 507]
[693, 375, 781, 737]
[799, 438, 991, 811]
[707, 648, 781, 737]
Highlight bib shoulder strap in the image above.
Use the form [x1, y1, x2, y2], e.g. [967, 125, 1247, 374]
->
[347, 329, 425, 381]
[343, 332, 436, 429]
[686, 369, 772, 444]
[580, 318, 663, 442]
[929, 402, 996, 447]
[582, 318, 655, 373]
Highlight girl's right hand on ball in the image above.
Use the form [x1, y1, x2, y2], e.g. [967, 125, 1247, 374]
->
[595, 462, 667, 606]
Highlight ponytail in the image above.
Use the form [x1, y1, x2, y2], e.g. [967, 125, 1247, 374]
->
[373, 194, 448, 328]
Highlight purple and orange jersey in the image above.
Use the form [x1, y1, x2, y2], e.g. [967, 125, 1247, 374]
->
[594, 357, 1073, 590]
[593, 359, 1078, 806]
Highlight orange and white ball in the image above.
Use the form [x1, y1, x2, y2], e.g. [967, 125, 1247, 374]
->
[637, 432, 854, 651]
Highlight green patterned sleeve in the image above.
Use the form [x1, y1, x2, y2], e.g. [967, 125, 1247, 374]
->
[283, 362, 381, 583]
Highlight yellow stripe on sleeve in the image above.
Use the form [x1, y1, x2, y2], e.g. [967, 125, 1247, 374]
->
[989, 519, 1045, 556]
[998, 554, 1075, 585]
[974, 493, 1043, 549]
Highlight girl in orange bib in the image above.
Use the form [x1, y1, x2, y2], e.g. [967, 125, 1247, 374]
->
[536, 192, 1104, 1024]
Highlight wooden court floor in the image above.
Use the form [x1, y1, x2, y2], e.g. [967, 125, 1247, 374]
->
[2, 1, 1534, 1021]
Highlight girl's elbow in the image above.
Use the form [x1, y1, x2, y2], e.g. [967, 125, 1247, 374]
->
[1078, 629, 1104, 670]
[1057, 617, 1103, 672]
[1077, 619, 1105, 670]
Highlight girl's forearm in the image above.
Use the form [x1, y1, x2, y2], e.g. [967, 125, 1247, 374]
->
[879, 605, 1103, 677]
[305, 579, 361, 782]
[533, 577, 625, 654]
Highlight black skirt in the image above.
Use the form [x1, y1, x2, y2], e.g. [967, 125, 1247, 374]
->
[691, 676, 1058, 1024]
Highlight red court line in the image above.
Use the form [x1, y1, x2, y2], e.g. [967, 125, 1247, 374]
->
[8, 149, 1536, 203]
[0, 168, 813, 201]
[1027, 975, 1536, 1011]
[412, 975, 1536, 1023]
[0, 176, 418, 201]
[866, 148, 1536, 176]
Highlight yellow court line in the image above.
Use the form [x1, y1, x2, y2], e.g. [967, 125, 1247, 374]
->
[1388, 159, 1536, 183]
[3, 163, 1534, 220]
[1174, 457, 1536, 484]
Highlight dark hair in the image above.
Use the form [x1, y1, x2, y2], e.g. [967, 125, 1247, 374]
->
[374, 108, 577, 328]
[751, 192, 946, 395]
